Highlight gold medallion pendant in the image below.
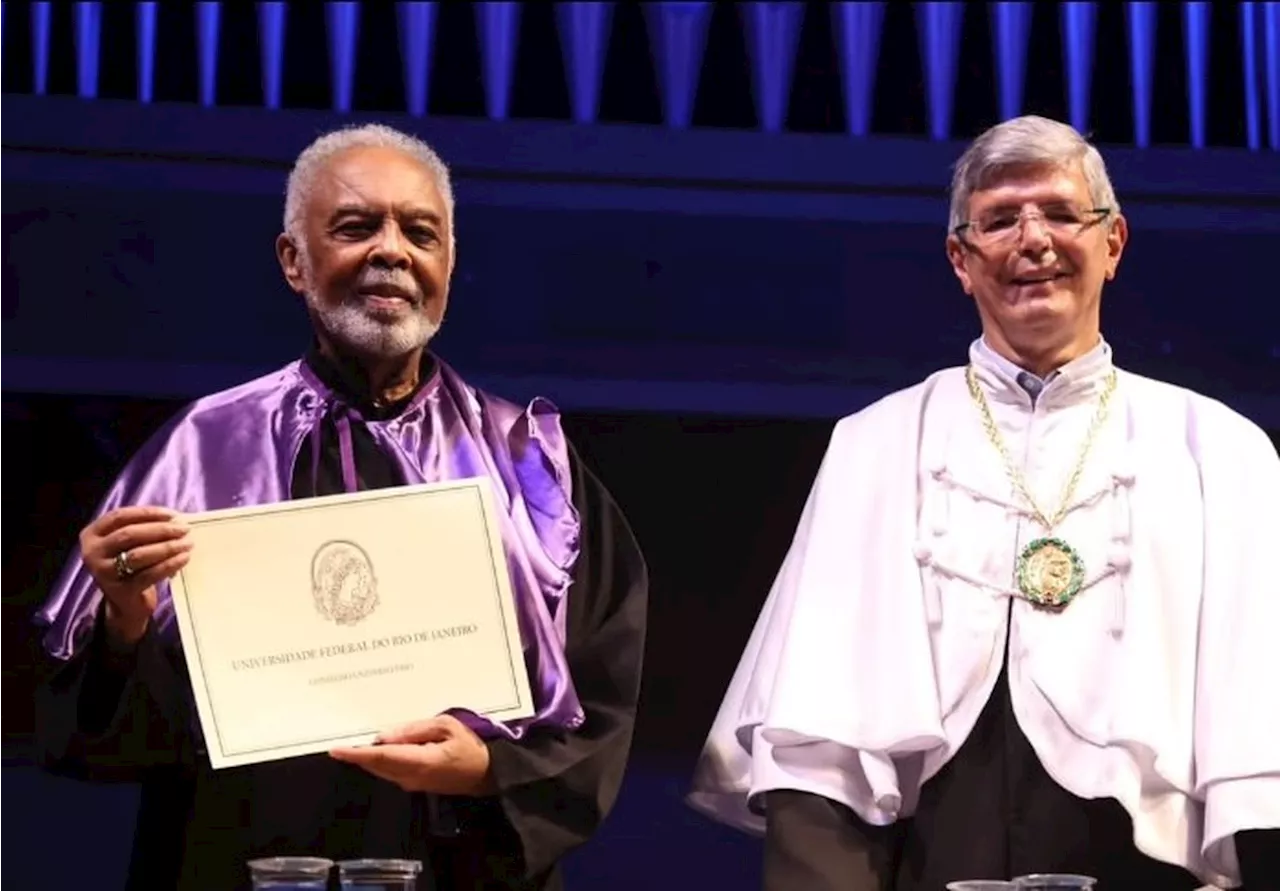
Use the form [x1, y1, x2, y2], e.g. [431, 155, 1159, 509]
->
[965, 364, 1118, 613]
[1016, 537, 1085, 609]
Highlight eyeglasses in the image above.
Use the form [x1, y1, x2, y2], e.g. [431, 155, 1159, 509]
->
[954, 204, 1112, 245]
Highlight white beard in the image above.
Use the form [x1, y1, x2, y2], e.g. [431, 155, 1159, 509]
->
[304, 289, 440, 358]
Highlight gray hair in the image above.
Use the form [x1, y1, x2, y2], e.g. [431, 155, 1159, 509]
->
[948, 115, 1120, 231]
[283, 123, 456, 255]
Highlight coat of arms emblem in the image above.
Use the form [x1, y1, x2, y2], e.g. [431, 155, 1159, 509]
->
[310, 540, 379, 626]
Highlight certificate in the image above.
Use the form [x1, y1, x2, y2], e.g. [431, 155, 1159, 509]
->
[167, 477, 534, 769]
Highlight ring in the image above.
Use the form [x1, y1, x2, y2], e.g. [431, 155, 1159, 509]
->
[114, 550, 136, 580]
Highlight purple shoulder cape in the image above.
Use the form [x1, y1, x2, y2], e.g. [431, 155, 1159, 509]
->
[33, 357, 585, 740]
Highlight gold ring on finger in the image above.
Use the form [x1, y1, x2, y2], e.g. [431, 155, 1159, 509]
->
[114, 550, 137, 580]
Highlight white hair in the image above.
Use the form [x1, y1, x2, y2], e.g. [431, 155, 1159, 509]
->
[948, 115, 1120, 231]
[282, 122, 456, 255]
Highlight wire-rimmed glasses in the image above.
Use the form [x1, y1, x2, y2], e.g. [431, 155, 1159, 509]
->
[953, 204, 1112, 246]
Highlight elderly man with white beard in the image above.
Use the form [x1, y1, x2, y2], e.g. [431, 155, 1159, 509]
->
[687, 116, 1280, 890]
[33, 124, 649, 891]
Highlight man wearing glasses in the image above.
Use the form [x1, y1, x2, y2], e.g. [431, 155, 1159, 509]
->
[688, 116, 1279, 890]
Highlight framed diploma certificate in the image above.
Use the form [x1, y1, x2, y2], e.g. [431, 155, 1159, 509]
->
[167, 477, 534, 769]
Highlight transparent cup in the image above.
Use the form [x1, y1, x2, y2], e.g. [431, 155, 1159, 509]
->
[1012, 875, 1097, 890]
[247, 856, 334, 890]
[947, 882, 1017, 890]
[337, 858, 424, 891]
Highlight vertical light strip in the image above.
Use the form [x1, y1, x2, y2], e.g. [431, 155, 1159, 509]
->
[1243, 2, 1263, 149]
[556, 1, 613, 124]
[1061, 1, 1097, 133]
[475, 1, 522, 121]
[1183, 1, 1209, 148]
[136, 2, 157, 103]
[915, 1, 964, 141]
[644, 1, 712, 129]
[326, 1, 360, 113]
[197, 1, 221, 107]
[831, 1, 883, 136]
[257, 1, 287, 110]
[1266, 1, 1279, 149]
[1126, 2, 1157, 147]
[31, 1, 51, 95]
[75, 2, 102, 99]
[741, 2, 805, 133]
[991, 1, 1032, 121]
[397, 2, 437, 117]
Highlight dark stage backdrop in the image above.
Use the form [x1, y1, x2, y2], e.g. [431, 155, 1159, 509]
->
[5, 2, 1280, 888]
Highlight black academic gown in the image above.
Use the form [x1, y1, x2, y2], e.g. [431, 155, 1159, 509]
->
[35, 350, 649, 891]
[762, 602, 1280, 891]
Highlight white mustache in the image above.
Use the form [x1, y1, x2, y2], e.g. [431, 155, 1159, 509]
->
[353, 273, 422, 304]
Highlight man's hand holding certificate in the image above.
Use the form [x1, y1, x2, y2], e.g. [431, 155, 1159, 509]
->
[77, 505, 193, 646]
[329, 713, 497, 796]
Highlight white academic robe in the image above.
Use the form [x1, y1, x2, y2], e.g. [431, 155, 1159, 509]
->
[687, 340, 1280, 888]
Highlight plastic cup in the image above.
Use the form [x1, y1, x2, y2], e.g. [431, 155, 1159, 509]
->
[947, 882, 1018, 890]
[1012, 875, 1097, 890]
[337, 858, 424, 891]
[247, 856, 334, 890]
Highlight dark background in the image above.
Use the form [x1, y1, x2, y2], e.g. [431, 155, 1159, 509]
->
[4, 2, 1278, 889]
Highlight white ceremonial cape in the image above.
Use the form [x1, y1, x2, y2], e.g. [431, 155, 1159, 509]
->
[687, 344, 1280, 889]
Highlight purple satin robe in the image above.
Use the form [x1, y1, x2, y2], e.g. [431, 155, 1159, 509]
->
[33, 356, 585, 740]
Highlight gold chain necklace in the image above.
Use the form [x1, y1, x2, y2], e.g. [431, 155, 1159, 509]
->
[965, 364, 1118, 609]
